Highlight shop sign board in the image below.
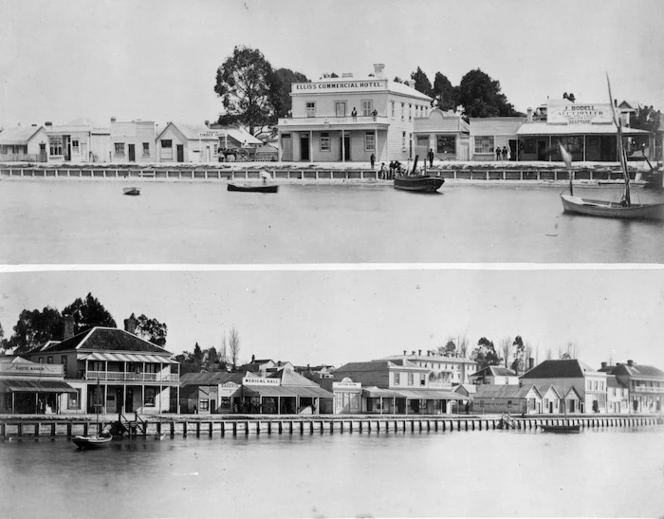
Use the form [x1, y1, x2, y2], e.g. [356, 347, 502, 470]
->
[0, 362, 64, 376]
[292, 79, 387, 94]
[242, 376, 280, 386]
[548, 101, 613, 125]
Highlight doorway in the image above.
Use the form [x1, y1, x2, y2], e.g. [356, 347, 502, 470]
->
[176, 144, 184, 162]
[300, 134, 310, 161]
[128, 144, 136, 162]
[537, 140, 547, 161]
[509, 139, 517, 161]
[340, 134, 350, 161]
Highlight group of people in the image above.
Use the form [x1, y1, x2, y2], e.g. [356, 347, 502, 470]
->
[495, 146, 511, 161]
[377, 160, 403, 179]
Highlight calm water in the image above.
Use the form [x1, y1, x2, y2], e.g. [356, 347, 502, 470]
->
[2, 180, 664, 264]
[1, 426, 663, 518]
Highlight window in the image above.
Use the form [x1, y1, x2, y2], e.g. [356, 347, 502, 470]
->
[408, 104, 412, 121]
[199, 398, 209, 411]
[401, 103, 405, 121]
[334, 101, 346, 117]
[67, 390, 80, 410]
[47, 356, 53, 364]
[160, 140, 173, 160]
[306, 102, 316, 117]
[144, 387, 156, 407]
[394, 373, 401, 385]
[474, 136, 494, 154]
[420, 374, 426, 386]
[71, 139, 80, 155]
[437, 135, 456, 154]
[402, 131, 406, 149]
[507, 400, 513, 406]
[391, 101, 395, 118]
[408, 373, 414, 386]
[61, 355, 67, 374]
[114, 142, 125, 156]
[361, 100, 373, 116]
[594, 381, 598, 391]
[49, 136, 63, 156]
[38, 357, 44, 364]
[589, 380, 594, 390]
[142, 142, 150, 157]
[364, 132, 375, 152]
[320, 132, 330, 152]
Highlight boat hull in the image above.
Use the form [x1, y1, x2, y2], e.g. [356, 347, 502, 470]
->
[561, 194, 664, 220]
[539, 425, 581, 434]
[72, 435, 112, 449]
[123, 187, 141, 196]
[394, 176, 444, 193]
[227, 183, 278, 193]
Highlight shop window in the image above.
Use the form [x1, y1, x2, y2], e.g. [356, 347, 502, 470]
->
[67, 390, 80, 410]
[361, 100, 373, 117]
[71, 139, 80, 155]
[49, 136, 63, 156]
[306, 102, 316, 117]
[320, 132, 330, 152]
[364, 132, 375, 152]
[199, 398, 209, 411]
[522, 138, 536, 154]
[142, 142, 150, 157]
[474, 136, 494, 154]
[114, 142, 125, 156]
[144, 387, 156, 407]
[436, 135, 456, 154]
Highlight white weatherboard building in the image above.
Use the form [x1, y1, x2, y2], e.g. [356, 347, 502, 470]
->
[278, 64, 431, 163]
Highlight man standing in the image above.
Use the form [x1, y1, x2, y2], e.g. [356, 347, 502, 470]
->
[427, 148, 434, 168]
[370, 153, 375, 169]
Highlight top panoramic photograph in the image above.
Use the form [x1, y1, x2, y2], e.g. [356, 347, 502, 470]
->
[1, 0, 663, 265]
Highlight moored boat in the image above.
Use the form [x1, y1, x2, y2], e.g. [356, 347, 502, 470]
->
[227, 183, 278, 193]
[393, 155, 444, 193]
[539, 424, 581, 434]
[72, 434, 112, 449]
[123, 187, 141, 196]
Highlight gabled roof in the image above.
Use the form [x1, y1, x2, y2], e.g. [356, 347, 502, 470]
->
[180, 372, 244, 386]
[156, 122, 218, 142]
[521, 359, 600, 379]
[0, 126, 44, 145]
[535, 385, 562, 399]
[612, 363, 664, 379]
[606, 375, 628, 389]
[387, 80, 432, 102]
[36, 327, 172, 355]
[471, 365, 517, 378]
[267, 368, 321, 387]
[474, 384, 540, 399]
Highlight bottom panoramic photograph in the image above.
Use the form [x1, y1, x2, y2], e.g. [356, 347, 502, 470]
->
[1, 268, 663, 518]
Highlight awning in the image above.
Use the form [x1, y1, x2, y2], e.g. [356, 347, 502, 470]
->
[397, 389, 470, 401]
[81, 352, 178, 364]
[239, 384, 333, 399]
[0, 379, 78, 394]
[362, 387, 404, 398]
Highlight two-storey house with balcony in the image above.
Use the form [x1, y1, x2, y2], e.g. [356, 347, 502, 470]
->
[27, 316, 179, 415]
[520, 359, 607, 414]
[382, 349, 478, 387]
[606, 360, 664, 414]
[277, 64, 431, 163]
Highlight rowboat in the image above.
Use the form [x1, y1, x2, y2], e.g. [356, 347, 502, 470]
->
[394, 155, 444, 193]
[539, 424, 581, 434]
[72, 434, 112, 449]
[123, 187, 141, 196]
[227, 183, 278, 193]
[559, 75, 664, 220]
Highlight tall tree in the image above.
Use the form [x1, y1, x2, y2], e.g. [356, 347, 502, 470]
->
[499, 336, 513, 368]
[511, 336, 526, 373]
[432, 72, 458, 112]
[457, 69, 521, 118]
[229, 326, 241, 370]
[214, 45, 277, 135]
[62, 293, 116, 335]
[410, 67, 433, 97]
[271, 67, 309, 118]
[5, 307, 62, 353]
[472, 337, 501, 369]
[133, 313, 168, 346]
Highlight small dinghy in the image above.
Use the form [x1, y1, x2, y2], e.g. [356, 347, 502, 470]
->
[123, 187, 141, 196]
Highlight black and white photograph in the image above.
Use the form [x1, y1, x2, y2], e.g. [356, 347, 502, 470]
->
[1, 0, 664, 518]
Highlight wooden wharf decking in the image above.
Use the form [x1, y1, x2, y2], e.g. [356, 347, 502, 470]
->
[1, 415, 660, 439]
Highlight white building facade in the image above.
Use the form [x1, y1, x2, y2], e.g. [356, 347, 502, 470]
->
[277, 64, 432, 163]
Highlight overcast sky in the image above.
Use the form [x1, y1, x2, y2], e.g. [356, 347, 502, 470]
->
[1, 0, 663, 127]
[2, 267, 663, 370]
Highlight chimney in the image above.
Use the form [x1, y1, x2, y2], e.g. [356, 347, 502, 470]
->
[63, 314, 75, 340]
[251, 354, 255, 363]
[403, 350, 407, 356]
[627, 359, 634, 367]
[111, 117, 117, 123]
[411, 350, 416, 356]
[373, 64, 385, 78]
[123, 314, 137, 335]
[418, 349, 422, 356]
[44, 121, 52, 127]
[601, 362, 607, 369]
[277, 360, 281, 367]
[526, 107, 533, 122]
[528, 357, 534, 370]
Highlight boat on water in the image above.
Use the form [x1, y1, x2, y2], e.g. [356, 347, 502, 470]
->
[394, 156, 444, 193]
[72, 434, 112, 449]
[539, 424, 581, 434]
[560, 75, 664, 221]
[227, 183, 278, 193]
[123, 187, 141, 196]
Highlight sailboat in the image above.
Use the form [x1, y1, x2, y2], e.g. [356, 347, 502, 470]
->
[73, 379, 111, 449]
[560, 75, 664, 220]
[394, 155, 445, 193]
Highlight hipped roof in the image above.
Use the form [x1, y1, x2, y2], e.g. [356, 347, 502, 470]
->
[37, 327, 172, 356]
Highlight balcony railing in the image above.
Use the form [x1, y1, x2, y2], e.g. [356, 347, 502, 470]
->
[278, 115, 389, 127]
[84, 371, 179, 383]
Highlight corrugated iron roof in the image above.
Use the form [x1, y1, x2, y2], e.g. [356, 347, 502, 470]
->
[0, 126, 44, 144]
[0, 379, 78, 393]
[517, 122, 649, 136]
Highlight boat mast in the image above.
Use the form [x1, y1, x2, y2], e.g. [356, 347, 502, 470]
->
[607, 74, 631, 206]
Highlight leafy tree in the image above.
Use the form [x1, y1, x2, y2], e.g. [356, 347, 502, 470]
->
[62, 293, 116, 335]
[472, 336, 501, 369]
[214, 45, 277, 135]
[0, 321, 6, 352]
[133, 313, 168, 346]
[499, 336, 513, 368]
[457, 69, 521, 118]
[511, 335, 526, 373]
[271, 67, 309, 118]
[432, 72, 459, 112]
[410, 67, 433, 97]
[441, 339, 457, 356]
[5, 306, 62, 353]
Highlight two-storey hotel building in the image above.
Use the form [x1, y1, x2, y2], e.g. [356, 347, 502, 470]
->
[277, 64, 432, 163]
